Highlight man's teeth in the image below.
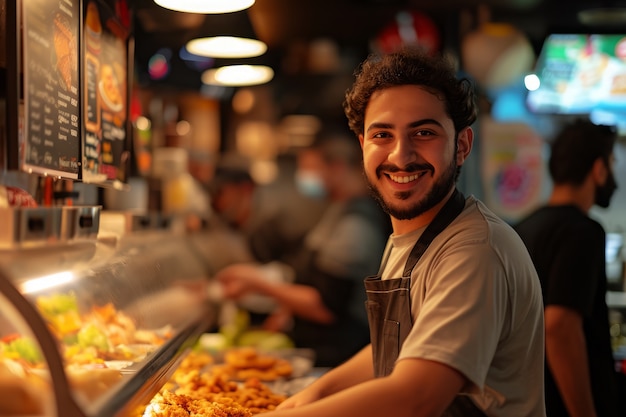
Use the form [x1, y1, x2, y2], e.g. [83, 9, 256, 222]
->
[390, 173, 420, 184]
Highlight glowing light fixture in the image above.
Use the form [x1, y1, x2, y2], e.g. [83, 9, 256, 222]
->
[524, 74, 540, 91]
[187, 36, 266, 58]
[185, 10, 267, 59]
[202, 64, 274, 86]
[20, 272, 75, 294]
[154, 0, 255, 14]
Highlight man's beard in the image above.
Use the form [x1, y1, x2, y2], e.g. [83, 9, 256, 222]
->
[366, 156, 458, 221]
[595, 170, 617, 208]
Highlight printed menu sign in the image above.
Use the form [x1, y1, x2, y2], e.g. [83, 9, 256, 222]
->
[82, 0, 129, 183]
[22, 0, 80, 178]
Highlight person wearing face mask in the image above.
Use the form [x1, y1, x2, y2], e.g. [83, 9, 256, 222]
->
[515, 119, 621, 417]
[294, 146, 328, 200]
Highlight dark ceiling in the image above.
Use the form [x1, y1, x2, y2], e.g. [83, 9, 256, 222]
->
[129, 0, 626, 98]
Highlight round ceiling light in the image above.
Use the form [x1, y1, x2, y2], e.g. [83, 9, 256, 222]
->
[186, 36, 267, 58]
[202, 65, 274, 86]
[154, 0, 255, 14]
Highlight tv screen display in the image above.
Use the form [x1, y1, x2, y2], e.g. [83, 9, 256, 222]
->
[526, 34, 626, 115]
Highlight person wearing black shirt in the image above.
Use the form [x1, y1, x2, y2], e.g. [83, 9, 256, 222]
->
[515, 119, 620, 417]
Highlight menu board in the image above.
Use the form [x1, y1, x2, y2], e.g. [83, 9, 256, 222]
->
[82, 0, 129, 183]
[22, 0, 80, 178]
[527, 34, 626, 115]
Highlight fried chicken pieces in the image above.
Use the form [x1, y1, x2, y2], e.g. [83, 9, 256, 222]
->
[217, 347, 293, 382]
[144, 350, 288, 416]
[145, 391, 252, 417]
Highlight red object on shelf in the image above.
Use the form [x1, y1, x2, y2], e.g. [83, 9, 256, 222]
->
[373, 10, 441, 55]
[0, 186, 38, 208]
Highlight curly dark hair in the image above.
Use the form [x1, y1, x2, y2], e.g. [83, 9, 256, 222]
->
[343, 47, 478, 138]
[549, 119, 616, 186]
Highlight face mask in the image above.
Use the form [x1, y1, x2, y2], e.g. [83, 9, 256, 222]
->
[295, 170, 326, 199]
[595, 167, 617, 208]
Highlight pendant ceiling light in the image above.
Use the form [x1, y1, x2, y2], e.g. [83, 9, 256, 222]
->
[187, 36, 266, 58]
[185, 10, 267, 59]
[154, 0, 255, 14]
[202, 64, 274, 86]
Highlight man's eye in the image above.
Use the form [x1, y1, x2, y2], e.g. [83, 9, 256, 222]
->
[372, 131, 391, 139]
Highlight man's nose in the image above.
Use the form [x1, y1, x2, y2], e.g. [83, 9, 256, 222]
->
[387, 136, 416, 168]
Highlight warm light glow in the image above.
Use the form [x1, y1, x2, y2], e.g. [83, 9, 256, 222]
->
[135, 116, 151, 131]
[186, 36, 267, 58]
[250, 159, 279, 185]
[524, 74, 540, 91]
[176, 120, 191, 136]
[20, 272, 75, 294]
[154, 0, 255, 14]
[202, 65, 274, 86]
[232, 88, 256, 113]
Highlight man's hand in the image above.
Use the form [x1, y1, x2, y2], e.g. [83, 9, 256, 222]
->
[215, 263, 264, 299]
[276, 384, 324, 410]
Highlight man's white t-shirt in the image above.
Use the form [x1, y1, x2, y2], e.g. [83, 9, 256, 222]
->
[382, 195, 546, 417]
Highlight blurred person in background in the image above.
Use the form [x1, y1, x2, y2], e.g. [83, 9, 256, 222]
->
[245, 151, 329, 268]
[515, 119, 621, 417]
[267, 47, 544, 417]
[203, 151, 328, 276]
[214, 125, 391, 367]
[194, 153, 258, 272]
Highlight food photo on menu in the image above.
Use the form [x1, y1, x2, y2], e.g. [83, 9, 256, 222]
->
[82, 0, 129, 183]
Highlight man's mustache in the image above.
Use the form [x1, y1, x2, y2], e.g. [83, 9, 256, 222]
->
[376, 162, 434, 178]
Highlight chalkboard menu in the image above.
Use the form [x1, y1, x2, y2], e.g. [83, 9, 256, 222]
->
[22, 0, 81, 178]
[82, 0, 129, 183]
[18, 0, 129, 183]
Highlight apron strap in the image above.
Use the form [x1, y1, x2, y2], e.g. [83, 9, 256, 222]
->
[402, 188, 466, 277]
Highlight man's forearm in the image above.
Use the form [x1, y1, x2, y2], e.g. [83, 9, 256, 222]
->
[546, 323, 597, 417]
[310, 345, 374, 397]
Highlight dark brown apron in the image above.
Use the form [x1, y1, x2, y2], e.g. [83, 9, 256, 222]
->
[364, 189, 488, 416]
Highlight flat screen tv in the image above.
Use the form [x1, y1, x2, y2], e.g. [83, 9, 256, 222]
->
[526, 34, 626, 115]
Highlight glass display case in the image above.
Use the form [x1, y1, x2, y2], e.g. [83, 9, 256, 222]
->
[0, 225, 218, 417]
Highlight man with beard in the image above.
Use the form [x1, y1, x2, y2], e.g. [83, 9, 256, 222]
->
[515, 120, 621, 417]
[262, 48, 546, 417]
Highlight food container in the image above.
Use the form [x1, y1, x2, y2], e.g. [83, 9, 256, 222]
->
[0, 207, 63, 248]
[60, 205, 101, 241]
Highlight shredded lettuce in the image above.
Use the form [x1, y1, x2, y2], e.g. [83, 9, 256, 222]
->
[36, 293, 79, 316]
[77, 323, 109, 352]
[3, 337, 43, 365]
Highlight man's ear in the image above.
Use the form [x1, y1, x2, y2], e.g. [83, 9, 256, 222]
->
[591, 157, 608, 185]
[456, 127, 473, 166]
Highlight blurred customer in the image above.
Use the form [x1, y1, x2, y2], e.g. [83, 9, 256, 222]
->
[515, 119, 621, 417]
[215, 125, 391, 367]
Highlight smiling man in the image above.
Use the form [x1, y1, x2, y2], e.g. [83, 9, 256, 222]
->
[261, 48, 546, 417]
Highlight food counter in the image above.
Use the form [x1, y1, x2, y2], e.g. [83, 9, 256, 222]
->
[0, 217, 219, 417]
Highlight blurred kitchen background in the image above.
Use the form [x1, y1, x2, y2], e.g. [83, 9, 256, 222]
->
[1, 0, 625, 281]
[129, 0, 626, 249]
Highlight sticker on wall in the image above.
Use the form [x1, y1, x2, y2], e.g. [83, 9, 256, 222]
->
[480, 117, 549, 223]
